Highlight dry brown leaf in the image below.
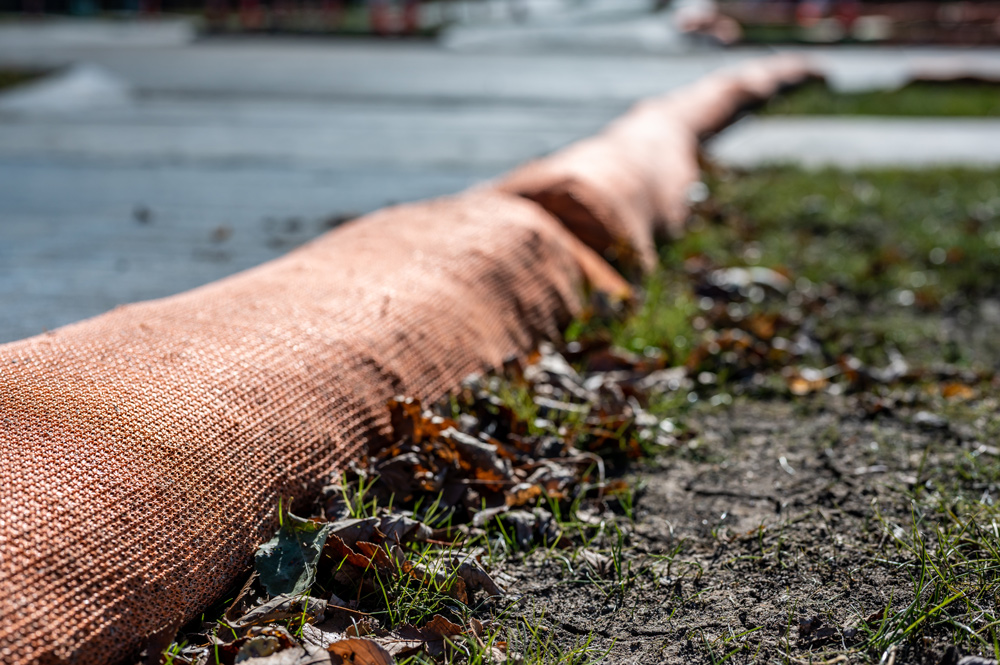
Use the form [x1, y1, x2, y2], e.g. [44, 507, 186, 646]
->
[472, 504, 509, 528]
[421, 615, 465, 638]
[228, 595, 327, 631]
[490, 641, 509, 662]
[297, 645, 334, 665]
[301, 623, 347, 650]
[329, 518, 381, 548]
[326, 535, 373, 570]
[374, 615, 468, 658]
[370, 636, 426, 658]
[388, 396, 454, 444]
[505, 483, 543, 507]
[377, 514, 433, 544]
[227, 627, 306, 665]
[328, 638, 393, 665]
[786, 372, 828, 396]
[453, 558, 504, 597]
[407, 561, 469, 604]
[353, 542, 396, 571]
[441, 428, 511, 480]
[578, 548, 613, 577]
[941, 382, 975, 400]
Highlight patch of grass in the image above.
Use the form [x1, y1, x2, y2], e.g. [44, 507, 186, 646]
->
[696, 625, 765, 665]
[704, 166, 1000, 300]
[337, 471, 381, 518]
[617, 166, 1000, 377]
[609, 273, 699, 363]
[511, 610, 616, 665]
[762, 79, 1000, 117]
[862, 499, 1000, 661]
[369, 548, 469, 628]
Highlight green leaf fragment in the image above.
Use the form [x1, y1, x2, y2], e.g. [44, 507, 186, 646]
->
[254, 512, 334, 597]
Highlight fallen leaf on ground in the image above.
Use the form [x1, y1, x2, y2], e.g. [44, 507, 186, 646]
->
[328, 638, 393, 665]
[256, 514, 336, 597]
[228, 595, 327, 631]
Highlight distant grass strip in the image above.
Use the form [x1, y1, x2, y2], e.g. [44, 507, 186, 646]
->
[596, 165, 1000, 374]
[762, 79, 1000, 117]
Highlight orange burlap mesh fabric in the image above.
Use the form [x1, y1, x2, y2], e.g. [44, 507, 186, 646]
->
[0, 190, 627, 665]
[496, 55, 817, 274]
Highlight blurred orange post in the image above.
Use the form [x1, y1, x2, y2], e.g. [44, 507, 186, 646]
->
[370, 0, 392, 35]
[403, 0, 420, 33]
[240, 0, 263, 29]
[205, 0, 230, 29]
[272, 0, 292, 29]
[322, 0, 344, 30]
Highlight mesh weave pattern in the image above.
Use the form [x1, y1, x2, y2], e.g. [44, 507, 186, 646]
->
[0, 191, 625, 665]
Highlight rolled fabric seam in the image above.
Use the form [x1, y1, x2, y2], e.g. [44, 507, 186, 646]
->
[0, 191, 628, 665]
[496, 55, 820, 275]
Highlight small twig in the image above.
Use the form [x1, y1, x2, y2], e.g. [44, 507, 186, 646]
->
[688, 486, 782, 512]
[564, 452, 606, 500]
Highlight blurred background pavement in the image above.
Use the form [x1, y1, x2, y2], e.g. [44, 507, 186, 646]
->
[2, 0, 1000, 342]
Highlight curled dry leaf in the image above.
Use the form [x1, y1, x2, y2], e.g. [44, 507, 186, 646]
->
[228, 595, 327, 631]
[941, 382, 975, 400]
[325, 534, 373, 570]
[373, 615, 466, 658]
[300, 623, 345, 650]
[237, 643, 330, 665]
[578, 548, 613, 578]
[377, 514, 433, 544]
[327, 518, 380, 548]
[452, 558, 504, 598]
[328, 638, 393, 665]
[219, 626, 329, 665]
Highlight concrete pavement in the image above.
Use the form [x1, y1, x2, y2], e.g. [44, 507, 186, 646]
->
[3, 24, 1000, 343]
[708, 117, 1000, 168]
[0, 33, 763, 344]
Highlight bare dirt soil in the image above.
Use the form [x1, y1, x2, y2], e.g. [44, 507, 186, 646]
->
[484, 165, 1000, 665]
[496, 392, 998, 664]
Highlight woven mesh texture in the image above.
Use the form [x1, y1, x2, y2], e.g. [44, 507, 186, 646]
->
[0, 191, 626, 665]
[496, 56, 817, 275]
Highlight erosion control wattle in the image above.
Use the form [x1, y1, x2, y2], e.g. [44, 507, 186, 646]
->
[0, 57, 813, 665]
[496, 55, 815, 275]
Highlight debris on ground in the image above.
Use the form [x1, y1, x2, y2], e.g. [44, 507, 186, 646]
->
[158, 164, 1000, 665]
